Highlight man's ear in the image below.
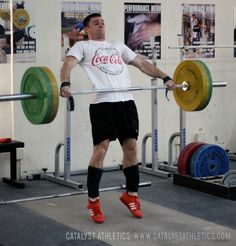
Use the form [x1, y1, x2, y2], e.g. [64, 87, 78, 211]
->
[84, 26, 88, 34]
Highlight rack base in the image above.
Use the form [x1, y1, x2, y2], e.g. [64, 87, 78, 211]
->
[173, 173, 236, 200]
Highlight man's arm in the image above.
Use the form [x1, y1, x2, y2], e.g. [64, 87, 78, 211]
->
[129, 55, 175, 90]
[60, 56, 79, 97]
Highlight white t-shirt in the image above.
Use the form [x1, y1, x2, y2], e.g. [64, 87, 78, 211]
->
[67, 40, 137, 103]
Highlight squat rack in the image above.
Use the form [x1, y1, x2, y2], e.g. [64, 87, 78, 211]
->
[44, 97, 151, 190]
[139, 36, 231, 177]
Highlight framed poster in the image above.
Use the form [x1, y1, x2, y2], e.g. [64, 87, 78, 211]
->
[124, 3, 161, 60]
[61, 1, 101, 60]
[182, 4, 215, 58]
[0, 0, 10, 63]
[13, 0, 36, 63]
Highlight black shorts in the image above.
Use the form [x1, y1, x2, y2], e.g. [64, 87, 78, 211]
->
[89, 100, 139, 146]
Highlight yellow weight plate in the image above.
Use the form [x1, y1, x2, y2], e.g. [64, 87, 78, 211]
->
[0, 10, 10, 21]
[40, 67, 59, 123]
[13, 9, 30, 30]
[173, 60, 211, 111]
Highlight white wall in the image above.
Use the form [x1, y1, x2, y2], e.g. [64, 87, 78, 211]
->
[1, 0, 236, 179]
[0, 64, 12, 178]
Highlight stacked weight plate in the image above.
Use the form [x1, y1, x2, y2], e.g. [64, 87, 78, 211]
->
[177, 142, 230, 177]
[189, 144, 230, 177]
[177, 142, 205, 175]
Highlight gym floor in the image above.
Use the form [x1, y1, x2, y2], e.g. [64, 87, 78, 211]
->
[0, 164, 236, 246]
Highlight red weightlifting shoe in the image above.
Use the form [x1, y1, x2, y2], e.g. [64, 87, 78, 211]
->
[120, 192, 143, 218]
[87, 199, 104, 224]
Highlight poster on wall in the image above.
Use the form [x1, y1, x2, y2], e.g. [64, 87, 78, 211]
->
[124, 3, 161, 60]
[182, 4, 215, 58]
[13, 0, 36, 63]
[0, 0, 11, 64]
[234, 6, 236, 57]
[61, 1, 102, 61]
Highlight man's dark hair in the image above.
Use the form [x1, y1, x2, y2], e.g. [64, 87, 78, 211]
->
[83, 13, 101, 27]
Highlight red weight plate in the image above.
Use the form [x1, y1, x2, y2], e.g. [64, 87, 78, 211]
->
[177, 144, 193, 174]
[177, 142, 206, 175]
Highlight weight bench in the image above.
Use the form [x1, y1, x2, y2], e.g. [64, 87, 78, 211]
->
[0, 140, 25, 188]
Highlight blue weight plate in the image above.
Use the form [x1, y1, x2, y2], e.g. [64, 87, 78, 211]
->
[189, 144, 230, 177]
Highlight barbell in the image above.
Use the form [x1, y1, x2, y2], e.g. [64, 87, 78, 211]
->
[0, 9, 30, 30]
[0, 60, 227, 125]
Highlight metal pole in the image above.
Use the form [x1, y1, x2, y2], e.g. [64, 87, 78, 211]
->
[169, 45, 236, 49]
[71, 85, 184, 95]
[151, 78, 158, 171]
[0, 181, 151, 205]
[141, 133, 152, 168]
[64, 98, 71, 181]
[179, 37, 186, 152]
[150, 38, 159, 173]
[54, 142, 64, 177]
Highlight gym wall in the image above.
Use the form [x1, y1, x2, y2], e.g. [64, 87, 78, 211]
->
[0, 0, 236, 179]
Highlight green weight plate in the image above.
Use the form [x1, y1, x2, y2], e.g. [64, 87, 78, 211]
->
[21, 67, 56, 124]
[39, 67, 59, 123]
[194, 60, 213, 110]
[173, 60, 211, 111]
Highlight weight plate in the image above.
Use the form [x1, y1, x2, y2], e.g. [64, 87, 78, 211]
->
[194, 60, 213, 110]
[13, 9, 30, 30]
[222, 170, 236, 187]
[191, 61, 210, 111]
[0, 10, 10, 21]
[28, 26, 36, 39]
[177, 142, 206, 175]
[39, 67, 59, 123]
[190, 144, 230, 177]
[21, 67, 57, 124]
[173, 60, 212, 111]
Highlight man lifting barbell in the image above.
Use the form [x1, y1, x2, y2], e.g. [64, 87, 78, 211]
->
[0, 13, 223, 223]
[60, 13, 175, 224]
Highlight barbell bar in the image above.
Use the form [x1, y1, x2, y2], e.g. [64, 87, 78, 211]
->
[0, 60, 228, 124]
[0, 84, 185, 102]
[0, 94, 36, 102]
[0, 81, 227, 102]
[169, 45, 236, 49]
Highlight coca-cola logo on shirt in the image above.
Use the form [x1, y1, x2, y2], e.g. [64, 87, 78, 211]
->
[91, 48, 123, 75]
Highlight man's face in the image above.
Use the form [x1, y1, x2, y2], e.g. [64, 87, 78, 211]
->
[85, 16, 105, 40]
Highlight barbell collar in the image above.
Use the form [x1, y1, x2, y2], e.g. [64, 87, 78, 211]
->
[212, 81, 227, 87]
